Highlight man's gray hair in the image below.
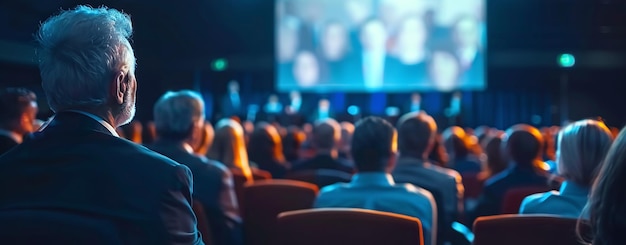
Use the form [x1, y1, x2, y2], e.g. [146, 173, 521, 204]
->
[37, 5, 133, 112]
[153, 90, 205, 139]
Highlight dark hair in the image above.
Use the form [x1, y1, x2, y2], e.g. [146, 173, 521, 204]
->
[0, 88, 37, 125]
[312, 119, 340, 151]
[351, 116, 396, 172]
[397, 112, 437, 159]
[248, 123, 287, 166]
[428, 134, 449, 167]
[586, 126, 626, 245]
[443, 126, 471, 160]
[483, 136, 507, 176]
[282, 126, 306, 162]
[503, 124, 544, 166]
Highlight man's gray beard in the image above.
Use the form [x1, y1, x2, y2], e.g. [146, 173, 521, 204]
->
[117, 100, 136, 127]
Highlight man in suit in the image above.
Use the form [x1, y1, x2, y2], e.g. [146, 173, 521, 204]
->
[391, 112, 463, 245]
[0, 88, 38, 155]
[221, 80, 244, 119]
[291, 118, 353, 174]
[309, 98, 334, 123]
[315, 116, 437, 245]
[0, 6, 202, 244]
[469, 124, 550, 223]
[149, 90, 241, 245]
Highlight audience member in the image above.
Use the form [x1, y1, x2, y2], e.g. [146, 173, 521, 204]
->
[392, 112, 463, 244]
[338, 121, 355, 160]
[470, 124, 550, 223]
[520, 120, 613, 219]
[208, 118, 254, 181]
[477, 135, 508, 182]
[0, 88, 38, 155]
[290, 118, 354, 174]
[586, 126, 626, 245]
[247, 122, 290, 178]
[443, 126, 481, 173]
[0, 6, 202, 244]
[428, 133, 450, 167]
[315, 116, 437, 245]
[282, 126, 306, 163]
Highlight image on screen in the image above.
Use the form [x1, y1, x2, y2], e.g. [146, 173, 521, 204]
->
[276, 0, 486, 92]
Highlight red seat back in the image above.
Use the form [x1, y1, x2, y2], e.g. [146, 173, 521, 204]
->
[501, 186, 550, 214]
[473, 214, 591, 245]
[242, 179, 318, 245]
[275, 208, 424, 245]
[192, 201, 214, 245]
[284, 169, 352, 188]
[461, 173, 483, 199]
[231, 168, 272, 212]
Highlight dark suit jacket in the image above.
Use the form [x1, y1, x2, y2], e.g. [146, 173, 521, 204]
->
[148, 139, 242, 245]
[469, 163, 550, 223]
[0, 112, 203, 245]
[221, 93, 244, 119]
[0, 134, 18, 156]
[290, 154, 354, 174]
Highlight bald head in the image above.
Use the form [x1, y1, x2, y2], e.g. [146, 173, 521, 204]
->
[503, 124, 544, 166]
[397, 112, 437, 158]
[313, 119, 341, 151]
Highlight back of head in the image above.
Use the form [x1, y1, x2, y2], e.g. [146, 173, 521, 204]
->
[37, 6, 133, 113]
[557, 119, 613, 187]
[248, 123, 286, 164]
[312, 119, 341, 151]
[502, 124, 544, 167]
[282, 127, 306, 162]
[208, 119, 247, 167]
[153, 90, 204, 141]
[396, 112, 437, 159]
[351, 117, 397, 172]
[0, 88, 38, 133]
[443, 126, 470, 159]
[588, 127, 626, 245]
[484, 135, 507, 175]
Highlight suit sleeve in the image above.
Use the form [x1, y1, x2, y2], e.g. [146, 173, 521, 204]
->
[161, 164, 204, 245]
[220, 169, 241, 224]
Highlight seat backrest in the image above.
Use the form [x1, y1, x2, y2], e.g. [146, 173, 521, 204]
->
[473, 214, 591, 245]
[275, 208, 424, 245]
[461, 173, 483, 199]
[501, 186, 550, 214]
[0, 209, 122, 245]
[242, 179, 318, 245]
[192, 200, 214, 245]
[284, 169, 351, 188]
[231, 168, 272, 211]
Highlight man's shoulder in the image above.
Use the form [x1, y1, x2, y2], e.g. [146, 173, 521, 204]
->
[395, 183, 435, 200]
[426, 164, 461, 180]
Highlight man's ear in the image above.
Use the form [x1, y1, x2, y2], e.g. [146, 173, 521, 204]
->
[112, 71, 128, 105]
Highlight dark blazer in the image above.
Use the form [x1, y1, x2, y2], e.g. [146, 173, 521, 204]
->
[221, 93, 245, 119]
[0, 134, 18, 156]
[148, 139, 242, 245]
[291, 154, 354, 174]
[0, 111, 203, 245]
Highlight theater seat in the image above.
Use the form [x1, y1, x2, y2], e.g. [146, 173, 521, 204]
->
[275, 208, 424, 245]
[242, 179, 318, 245]
[231, 168, 272, 211]
[0, 209, 122, 245]
[284, 169, 352, 188]
[501, 186, 550, 214]
[473, 214, 591, 245]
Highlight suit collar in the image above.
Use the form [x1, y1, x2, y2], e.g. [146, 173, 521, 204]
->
[40, 111, 117, 137]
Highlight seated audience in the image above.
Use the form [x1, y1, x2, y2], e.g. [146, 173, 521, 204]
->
[290, 119, 354, 174]
[443, 126, 482, 173]
[586, 126, 626, 245]
[0, 6, 202, 244]
[470, 124, 550, 222]
[428, 133, 449, 167]
[247, 122, 291, 178]
[314, 116, 437, 245]
[520, 119, 613, 219]
[338, 121, 355, 160]
[208, 118, 254, 181]
[391, 112, 463, 244]
[477, 134, 508, 182]
[148, 90, 242, 245]
[282, 126, 306, 163]
[0, 88, 38, 155]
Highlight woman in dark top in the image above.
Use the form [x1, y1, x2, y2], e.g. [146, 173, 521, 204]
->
[247, 123, 291, 178]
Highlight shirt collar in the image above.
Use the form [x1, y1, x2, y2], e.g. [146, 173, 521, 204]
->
[350, 172, 395, 187]
[66, 110, 119, 137]
[559, 181, 590, 197]
[0, 129, 22, 144]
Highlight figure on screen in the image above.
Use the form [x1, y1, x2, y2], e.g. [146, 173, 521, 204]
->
[295, 0, 325, 50]
[277, 17, 300, 64]
[453, 16, 484, 86]
[386, 15, 429, 85]
[292, 51, 320, 88]
[345, 0, 374, 51]
[378, 0, 430, 33]
[359, 19, 390, 89]
[428, 48, 461, 92]
[320, 21, 350, 62]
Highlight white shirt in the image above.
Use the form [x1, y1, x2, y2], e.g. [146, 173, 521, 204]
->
[0, 129, 22, 144]
[362, 50, 386, 89]
[67, 110, 119, 137]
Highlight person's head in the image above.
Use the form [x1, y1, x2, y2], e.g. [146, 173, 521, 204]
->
[345, 0, 373, 27]
[360, 19, 387, 51]
[453, 15, 481, 49]
[443, 126, 471, 160]
[248, 122, 286, 165]
[394, 15, 428, 58]
[227, 80, 239, 93]
[557, 120, 613, 187]
[283, 126, 306, 162]
[483, 135, 508, 175]
[0, 88, 38, 135]
[292, 51, 320, 87]
[208, 118, 250, 172]
[319, 98, 330, 110]
[277, 17, 300, 62]
[321, 21, 349, 61]
[428, 133, 449, 167]
[397, 111, 438, 159]
[587, 126, 626, 245]
[352, 116, 397, 172]
[37, 6, 136, 127]
[153, 90, 205, 143]
[339, 121, 355, 157]
[429, 47, 461, 92]
[312, 118, 341, 152]
[502, 124, 544, 167]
